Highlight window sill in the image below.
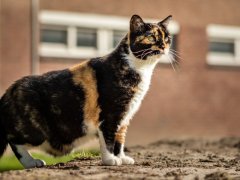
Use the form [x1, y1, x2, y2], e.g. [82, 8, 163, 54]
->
[207, 53, 240, 67]
[39, 45, 103, 59]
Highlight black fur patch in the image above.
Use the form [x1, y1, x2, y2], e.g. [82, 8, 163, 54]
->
[0, 69, 86, 152]
[89, 37, 141, 152]
[114, 141, 121, 156]
[9, 143, 22, 159]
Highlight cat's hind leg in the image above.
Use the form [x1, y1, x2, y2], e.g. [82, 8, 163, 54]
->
[9, 143, 46, 169]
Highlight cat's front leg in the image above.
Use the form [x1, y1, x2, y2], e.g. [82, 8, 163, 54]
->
[98, 123, 122, 166]
[114, 126, 134, 165]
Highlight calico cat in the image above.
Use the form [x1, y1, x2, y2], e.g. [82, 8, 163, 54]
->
[0, 14, 172, 168]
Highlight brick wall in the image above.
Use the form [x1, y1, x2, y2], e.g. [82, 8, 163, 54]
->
[0, 0, 31, 95]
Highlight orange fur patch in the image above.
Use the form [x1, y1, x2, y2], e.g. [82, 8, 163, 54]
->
[70, 61, 101, 127]
[135, 35, 145, 42]
[115, 126, 128, 144]
[160, 28, 166, 47]
[152, 26, 159, 35]
[151, 45, 159, 51]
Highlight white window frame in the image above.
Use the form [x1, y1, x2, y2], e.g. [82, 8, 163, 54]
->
[39, 10, 180, 62]
[207, 24, 240, 66]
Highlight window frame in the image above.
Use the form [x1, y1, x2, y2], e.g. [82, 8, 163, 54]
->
[207, 24, 240, 67]
[39, 11, 180, 61]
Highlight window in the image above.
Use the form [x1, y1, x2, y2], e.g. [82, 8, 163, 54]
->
[41, 28, 67, 44]
[39, 11, 180, 61]
[209, 41, 234, 54]
[113, 30, 127, 47]
[77, 28, 97, 48]
[207, 24, 240, 66]
[170, 35, 177, 52]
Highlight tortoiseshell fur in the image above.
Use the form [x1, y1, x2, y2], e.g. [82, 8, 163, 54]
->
[0, 15, 172, 168]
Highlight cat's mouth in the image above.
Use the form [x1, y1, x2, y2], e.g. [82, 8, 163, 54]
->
[150, 46, 169, 55]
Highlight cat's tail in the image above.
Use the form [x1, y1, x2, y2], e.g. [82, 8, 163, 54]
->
[0, 102, 8, 157]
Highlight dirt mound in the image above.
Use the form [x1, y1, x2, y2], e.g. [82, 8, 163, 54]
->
[1, 138, 240, 179]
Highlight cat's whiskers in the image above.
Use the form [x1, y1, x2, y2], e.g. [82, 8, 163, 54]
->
[170, 52, 182, 62]
[168, 56, 176, 72]
[169, 50, 183, 61]
[165, 53, 178, 72]
[169, 53, 179, 65]
[170, 49, 182, 57]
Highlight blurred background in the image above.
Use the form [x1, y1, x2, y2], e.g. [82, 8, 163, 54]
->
[0, 0, 240, 148]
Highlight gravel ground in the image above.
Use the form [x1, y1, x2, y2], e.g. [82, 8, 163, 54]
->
[1, 137, 240, 180]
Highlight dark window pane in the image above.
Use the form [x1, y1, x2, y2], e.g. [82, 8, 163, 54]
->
[209, 41, 234, 54]
[170, 35, 177, 51]
[77, 28, 97, 48]
[41, 29, 67, 44]
[113, 30, 127, 47]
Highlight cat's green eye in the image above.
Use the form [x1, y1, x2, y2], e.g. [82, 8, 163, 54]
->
[147, 36, 155, 42]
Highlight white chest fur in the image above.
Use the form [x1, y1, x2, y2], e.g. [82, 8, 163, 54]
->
[120, 53, 160, 126]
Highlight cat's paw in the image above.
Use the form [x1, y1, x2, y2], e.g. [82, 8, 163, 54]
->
[23, 159, 46, 169]
[34, 159, 46, 167]
[119, 155, 135, 165]
[102, 155, 122, 166]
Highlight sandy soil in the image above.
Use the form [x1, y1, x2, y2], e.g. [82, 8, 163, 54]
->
[1, 138, 240, 180]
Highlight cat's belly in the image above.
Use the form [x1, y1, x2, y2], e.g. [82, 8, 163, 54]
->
[38, 132, 97, 156]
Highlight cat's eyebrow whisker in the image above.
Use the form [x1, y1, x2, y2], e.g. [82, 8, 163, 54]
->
[136, 49, 152, 59]
[142, 50, 153, 60]
[135, 51, 150, 60]
[133, 48, 152, 54]
[140, 50, 152, 60]
[141, 49, 152, 59]
[135, 50, 150, 57]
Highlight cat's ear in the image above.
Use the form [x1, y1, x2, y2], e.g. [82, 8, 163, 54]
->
[158, 15, 172, 28]
[130, 14, 145, 32]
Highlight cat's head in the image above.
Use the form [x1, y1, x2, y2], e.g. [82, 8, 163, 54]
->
[129, 15, 172, 60]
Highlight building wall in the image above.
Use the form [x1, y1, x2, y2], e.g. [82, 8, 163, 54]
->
[0, 0, 2, 92]
[0, 0, 31, 95]
[0, 0, 240, 145]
